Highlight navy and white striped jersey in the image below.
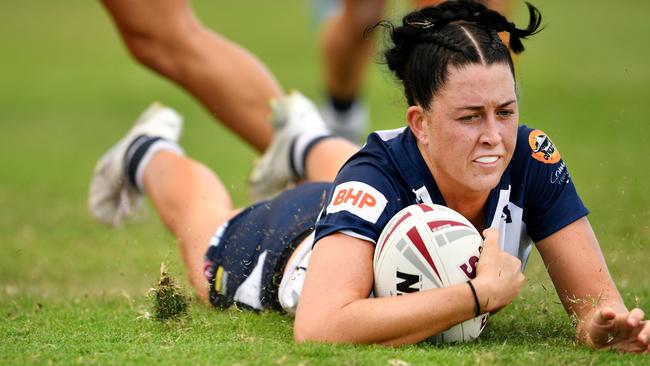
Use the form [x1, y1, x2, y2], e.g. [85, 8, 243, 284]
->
[314, 125, 588, 269]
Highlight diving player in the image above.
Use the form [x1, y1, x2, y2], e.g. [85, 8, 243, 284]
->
[90, 1, 650, 351]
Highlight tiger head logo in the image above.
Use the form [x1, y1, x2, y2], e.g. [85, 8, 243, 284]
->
[528, 129, 561, 164]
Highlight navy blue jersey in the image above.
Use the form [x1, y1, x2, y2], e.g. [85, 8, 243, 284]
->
[314, 125, 588, 269]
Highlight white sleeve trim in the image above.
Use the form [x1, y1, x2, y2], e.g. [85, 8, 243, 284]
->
[339, 230, 376, 244]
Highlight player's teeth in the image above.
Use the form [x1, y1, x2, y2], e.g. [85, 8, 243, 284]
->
[475, 156, 498, 163]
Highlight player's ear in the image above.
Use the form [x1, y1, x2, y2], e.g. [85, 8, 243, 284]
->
[407, 105, 429, 145]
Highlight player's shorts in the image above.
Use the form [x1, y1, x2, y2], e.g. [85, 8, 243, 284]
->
[203, 182, 332, 311]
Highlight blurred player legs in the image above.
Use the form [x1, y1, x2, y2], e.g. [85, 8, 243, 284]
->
[101, 0, 282, 152]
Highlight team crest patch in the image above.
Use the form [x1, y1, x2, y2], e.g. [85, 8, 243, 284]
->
[327, 181, 388, 224]
[528, 129, 561, 164]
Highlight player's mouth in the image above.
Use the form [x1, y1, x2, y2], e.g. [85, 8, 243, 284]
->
[473, 155, 500, 164]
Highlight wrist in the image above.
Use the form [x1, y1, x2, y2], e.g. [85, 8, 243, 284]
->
[469, 277, 493, 313]
[466, 280, 481, 317]
[574, 318, 595, 348]
[574, 307, 611, 349]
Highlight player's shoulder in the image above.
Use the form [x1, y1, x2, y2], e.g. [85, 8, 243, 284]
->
[331, 153, 403, 222]
[338, 127, 408, 184]
[352, 127, 407, 162]
[323, 128, 411, 234]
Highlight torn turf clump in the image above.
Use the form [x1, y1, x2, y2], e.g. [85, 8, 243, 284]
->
[149, 264, 190, 321]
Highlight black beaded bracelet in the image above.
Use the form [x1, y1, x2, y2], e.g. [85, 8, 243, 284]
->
[467, 280, 481, 317]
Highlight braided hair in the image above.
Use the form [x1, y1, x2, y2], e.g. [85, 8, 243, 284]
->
[375, 0, 542, 109]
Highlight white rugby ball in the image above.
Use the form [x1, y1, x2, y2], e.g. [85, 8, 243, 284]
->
[373, 203, 489, 343]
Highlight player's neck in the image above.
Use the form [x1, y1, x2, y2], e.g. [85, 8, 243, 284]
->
[442, 192, 489, 231]
[416, 140, 490, 229]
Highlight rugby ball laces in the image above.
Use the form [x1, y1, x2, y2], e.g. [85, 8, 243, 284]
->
[373, 203, 489, 343]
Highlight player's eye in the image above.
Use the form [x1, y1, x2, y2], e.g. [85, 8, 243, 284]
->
[496, 109, 514, 118]
[458, 114, 479, 122]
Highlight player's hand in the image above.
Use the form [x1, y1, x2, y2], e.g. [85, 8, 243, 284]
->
[472, 228, 525, 313]
[583, 307, 650, 353]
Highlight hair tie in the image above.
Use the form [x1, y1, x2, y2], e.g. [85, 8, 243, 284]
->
[467, 280, 481, 317]
[405, 18, 435, 29]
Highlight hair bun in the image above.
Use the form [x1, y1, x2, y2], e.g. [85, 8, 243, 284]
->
[375, 1, 543, 108]
[404, 0, 542, 54]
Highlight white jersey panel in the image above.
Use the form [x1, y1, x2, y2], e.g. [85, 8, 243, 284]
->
[488, 186, 533, 270]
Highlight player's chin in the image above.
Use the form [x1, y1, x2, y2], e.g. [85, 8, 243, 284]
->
[466, 171, 503, 192]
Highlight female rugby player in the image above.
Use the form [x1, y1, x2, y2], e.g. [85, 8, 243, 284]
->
[90, 1, 650, 351]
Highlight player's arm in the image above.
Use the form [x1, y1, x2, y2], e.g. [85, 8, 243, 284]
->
[536, 217, 650, 352]
[294, 229, 523, 345]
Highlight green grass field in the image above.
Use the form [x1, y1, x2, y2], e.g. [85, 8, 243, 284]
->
[2, 1, 649, 364]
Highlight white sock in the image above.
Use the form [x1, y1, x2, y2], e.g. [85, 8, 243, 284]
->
[290, 131, 334, 179]
[125, 136, 184, 192]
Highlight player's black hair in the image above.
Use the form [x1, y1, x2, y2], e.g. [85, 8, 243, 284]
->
[372, 0, 542, 109]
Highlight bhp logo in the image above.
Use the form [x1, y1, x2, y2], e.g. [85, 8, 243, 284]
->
[333, 188, 377, 208]
[326, 181, 388, 224]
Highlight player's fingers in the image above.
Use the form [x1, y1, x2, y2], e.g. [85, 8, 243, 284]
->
[481, 228, 500, 254]
[636, 320, 650, 348]
[597, 307, 616, 324]
[627, 308, 645, 327]
[638, 322, 650, 345]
